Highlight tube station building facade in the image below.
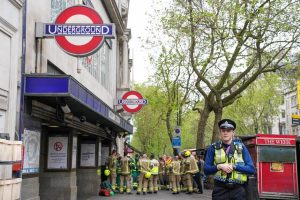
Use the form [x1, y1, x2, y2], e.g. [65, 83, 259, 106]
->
[1, 0, 133, 199]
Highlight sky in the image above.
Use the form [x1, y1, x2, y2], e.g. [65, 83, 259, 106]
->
[127, 0, 154, 84]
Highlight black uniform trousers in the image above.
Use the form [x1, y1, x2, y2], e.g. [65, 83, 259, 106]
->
[212, 181, 246, 200]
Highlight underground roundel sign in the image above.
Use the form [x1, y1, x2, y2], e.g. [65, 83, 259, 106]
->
[118, 91, 148, 113]
[39, 5, 115, 57]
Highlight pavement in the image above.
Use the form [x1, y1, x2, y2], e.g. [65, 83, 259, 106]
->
[85, 189, 212, 200]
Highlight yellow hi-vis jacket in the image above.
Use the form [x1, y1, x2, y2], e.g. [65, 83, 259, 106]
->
[214, 142, 247, 184]
[150, 159, 159, 175]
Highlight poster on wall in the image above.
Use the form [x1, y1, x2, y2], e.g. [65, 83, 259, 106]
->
[80, 143, 96, 167]
[101, 146, 109, 166]
[72, 136, 77, 169]
[47, 136, 68, 169]
[22, 129, 40, 173]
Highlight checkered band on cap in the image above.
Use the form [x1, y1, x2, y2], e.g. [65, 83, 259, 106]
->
[220, 121, 234, 129]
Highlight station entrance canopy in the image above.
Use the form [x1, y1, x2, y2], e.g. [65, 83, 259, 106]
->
[24, 75, 133, 134]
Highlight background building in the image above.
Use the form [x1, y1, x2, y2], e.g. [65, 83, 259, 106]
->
[271, 90, 300, 136]
[284, 91, 300, 135]
[0, 0, 23, 141]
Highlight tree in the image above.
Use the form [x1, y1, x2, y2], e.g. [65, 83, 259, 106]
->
[151, 46, 194, 155]
[131, 83, 200, 155]
[160, 0, 300, 148]
[131, 84, 173, 156]
[223, 74, 282, 135]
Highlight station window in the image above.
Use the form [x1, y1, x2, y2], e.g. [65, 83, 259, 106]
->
[258, 146, 296, 163]
[281, 110, 285, 118]
[80, 42, 111, 93]
[82, 0, 93, 7]
[0, 110, 6, 133]
[51, 0, 75, 22]
[291, 95, 297, 107]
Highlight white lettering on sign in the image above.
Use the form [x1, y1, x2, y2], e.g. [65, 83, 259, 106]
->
[46, 24, 113, 36]
[264, 139, 291, 145]
[117, 99, 148, 105]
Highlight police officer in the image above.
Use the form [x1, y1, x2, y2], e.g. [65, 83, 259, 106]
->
[204, 119, 255, 200]
[193, 154, 204, 194]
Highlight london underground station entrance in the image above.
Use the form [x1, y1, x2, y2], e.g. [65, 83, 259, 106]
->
[22, 75, 133, 200]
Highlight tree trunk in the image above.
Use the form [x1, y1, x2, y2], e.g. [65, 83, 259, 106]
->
[211, 107, 223, 143]
[196, 102, 212, 149]
[166, 108, 177, 155]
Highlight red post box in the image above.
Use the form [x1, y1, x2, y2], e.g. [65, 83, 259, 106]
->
[244, 134, 299, 199]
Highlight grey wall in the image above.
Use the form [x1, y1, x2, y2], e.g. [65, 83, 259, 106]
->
[77, 169, 101, 199]
[21, 177, 40, 200]
[39, 172, 77, 200]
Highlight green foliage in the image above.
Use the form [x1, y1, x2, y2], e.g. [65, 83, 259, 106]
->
[131, 84, 200, 154]
[277, 63, 300, 90]
[134, 0, 300, 149]
[131, 84, 173, 156]
[223, 74, 282, 135]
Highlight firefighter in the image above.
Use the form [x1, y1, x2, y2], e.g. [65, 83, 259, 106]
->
[120, 152, 132, 194]
[183, 150, 199, 194]
[180, 154, 187, 192]
[149, 154, 159, 193]
[130, 154, 140, 190]
[158, 156, 165, 190]
[164, 156, 172, 190]
[170, 156, 181, 194]
[204, 119, 255, 200]
[115, 154, 122, 191]
[105, 150, 117, 191]
[137, 154, 151, 195]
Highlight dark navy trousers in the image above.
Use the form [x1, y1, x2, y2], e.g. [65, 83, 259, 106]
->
[212, 183, 246, 200]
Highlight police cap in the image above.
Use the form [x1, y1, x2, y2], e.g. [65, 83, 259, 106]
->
[218, 119, 236, 130]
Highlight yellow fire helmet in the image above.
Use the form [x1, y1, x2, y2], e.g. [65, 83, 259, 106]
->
[104, 169, 111, 176]
[144, 172, 151, 179]
[185, 150, 191, 157]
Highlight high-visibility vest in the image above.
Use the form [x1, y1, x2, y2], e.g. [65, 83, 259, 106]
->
[150, 159, 159, 175]
[130, 158, 138, 172]
[213, 141, 247, 184]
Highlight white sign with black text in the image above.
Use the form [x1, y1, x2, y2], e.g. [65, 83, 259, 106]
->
[47, 136, 68, 169]
[80, 143, 96, 167]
